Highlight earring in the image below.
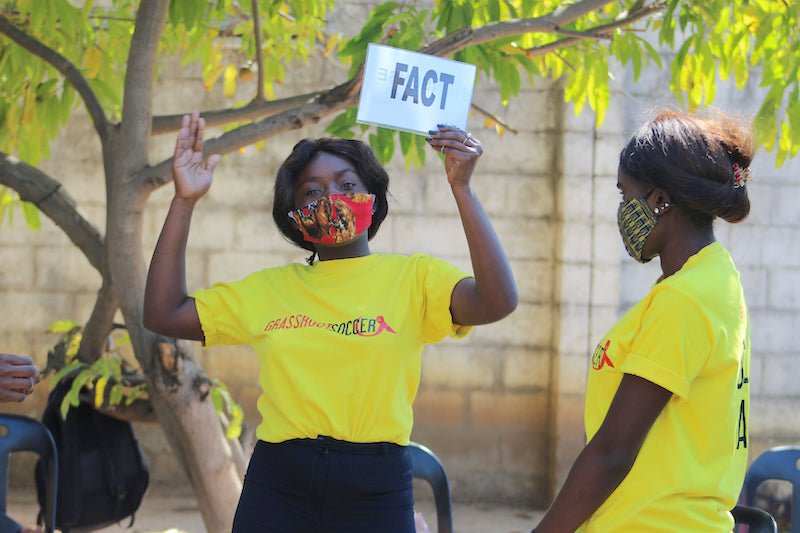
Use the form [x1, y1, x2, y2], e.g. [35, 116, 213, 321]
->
[654, 203, 671, 216]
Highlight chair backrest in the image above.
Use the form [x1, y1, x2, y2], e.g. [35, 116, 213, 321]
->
[740, 446, 800, 533]
[732, 504, 778, 533]
[0, 414, 58, 533]
[409, 442, 453, 533]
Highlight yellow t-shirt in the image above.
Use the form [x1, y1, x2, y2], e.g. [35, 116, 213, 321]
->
[193, 253, 471, 445]
[581, 242, 750, 532]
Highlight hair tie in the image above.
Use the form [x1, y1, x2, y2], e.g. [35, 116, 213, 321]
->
[732, 163, 752, 189]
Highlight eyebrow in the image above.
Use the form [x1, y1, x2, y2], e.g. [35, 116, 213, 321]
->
[301, 168, 357, 183]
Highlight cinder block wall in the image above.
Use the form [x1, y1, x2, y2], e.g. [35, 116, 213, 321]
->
[0, 9, 561, 508]
[2, 6, 799, 510]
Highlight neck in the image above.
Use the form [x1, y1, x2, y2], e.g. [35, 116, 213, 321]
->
[658, 224, 715, 278]
[315, 235, 371, 261]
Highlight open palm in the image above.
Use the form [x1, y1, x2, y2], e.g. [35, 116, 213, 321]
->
[172, 111, 221, 200]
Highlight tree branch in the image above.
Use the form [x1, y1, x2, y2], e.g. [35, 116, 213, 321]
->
[420, 0, 618, 56]
[137, 69, 363, 188]
[0, 14, 109, 138]
[77, 278, 119, 364]
[470, 103, 519, 135]
[150, 91, 322, 134]
[553, 27, 613, 40]
[118, 0, 169, 166]
[0, 153, 105, 272]
[524, 2, 667, 58]
[138, 0, 661, 188]
[252, 0, 265, 102]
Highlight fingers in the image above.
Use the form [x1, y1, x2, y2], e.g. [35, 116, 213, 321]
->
[425, 124, 482, 156]
[194, 115, 205, 153]
[206, 153, 222, 174]
[174, 111, 201, 157]
[0, 352, 35, 367]
[173, 111, 222, 177]
[0, 375, 37, 402]
[0, 387, 26, 403]
[0, 353, 40, 379]
[0, 353, 41, 403]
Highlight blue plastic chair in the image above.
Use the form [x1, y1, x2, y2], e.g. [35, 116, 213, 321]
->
[732, 504, 778, 533]
[740, 446, 800, 533]
[409, 442, 453, 533]
[0, 414, 58, 533]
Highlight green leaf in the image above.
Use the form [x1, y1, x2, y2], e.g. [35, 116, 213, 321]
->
[47, 319, 80, 334]
[52, 360, 85, 386]
[21, 201, 41, 230]
[488, 0, 501, 21]
[637, 36, 663, 70]
[326, 107, 358, 138]
[109, 384, 123, 406]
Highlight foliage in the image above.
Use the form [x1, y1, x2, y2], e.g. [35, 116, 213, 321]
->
[210, 379, 244, 440]
[1, 0, 798, 173]
[331, 0, 799, 165]
[46, 320, 149, 419]
[654, 1, 800, 165]
[45, 319, 245, 436]
[0, 185, 40, 228]
[1, 1, 798, 526]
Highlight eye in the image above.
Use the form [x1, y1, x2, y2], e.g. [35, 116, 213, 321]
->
[341, 181, 356, 190]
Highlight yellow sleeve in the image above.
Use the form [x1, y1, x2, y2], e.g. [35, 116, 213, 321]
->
[621, 287, 713, 400]
[417, 254, 473, 344]
[192, 274, 258, 347]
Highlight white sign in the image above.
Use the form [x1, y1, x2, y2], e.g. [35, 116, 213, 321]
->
[356, 43, 477, 136]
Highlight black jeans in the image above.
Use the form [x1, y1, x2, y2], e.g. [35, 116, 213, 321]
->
[232, 436, 415, 532]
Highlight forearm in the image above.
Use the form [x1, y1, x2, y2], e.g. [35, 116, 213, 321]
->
[451, 183, 517, 323]
[536, 442, 634, 532]
[143, 197, 200, 339]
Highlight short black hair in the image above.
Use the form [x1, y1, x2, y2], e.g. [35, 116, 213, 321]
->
[619, 108, 753, 226]
[272, 137, 390, 253]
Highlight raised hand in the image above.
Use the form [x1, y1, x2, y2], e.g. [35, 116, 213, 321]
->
[425, 125, 483, 187]
[0, 353, 41, 403]
[172, 111, 221, 201]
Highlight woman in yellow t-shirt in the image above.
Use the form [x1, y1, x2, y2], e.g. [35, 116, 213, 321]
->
[533, 109, 753, 533]
[143, 112, 517, 532]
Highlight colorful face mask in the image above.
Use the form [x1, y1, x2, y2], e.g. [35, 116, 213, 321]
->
[289, 193, 375, 245]
[617, 190, 658, 263]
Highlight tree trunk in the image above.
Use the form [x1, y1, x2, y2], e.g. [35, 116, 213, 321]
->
[104, 163, 244, 530]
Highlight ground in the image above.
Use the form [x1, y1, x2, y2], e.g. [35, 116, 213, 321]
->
[7, 491, 545, 532]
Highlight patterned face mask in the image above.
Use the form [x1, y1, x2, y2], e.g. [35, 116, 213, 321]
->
[288, 193, 375, 245]
[617, 189, 658, 263]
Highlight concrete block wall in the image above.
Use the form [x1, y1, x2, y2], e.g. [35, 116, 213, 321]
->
[0, 7, 562, 507]
[3, 4, 799, 511]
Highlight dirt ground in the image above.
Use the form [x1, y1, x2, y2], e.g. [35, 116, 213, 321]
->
[7, 490, 544, 533]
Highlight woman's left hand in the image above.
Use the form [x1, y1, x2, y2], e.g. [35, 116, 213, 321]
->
[426, 125, 483, 187]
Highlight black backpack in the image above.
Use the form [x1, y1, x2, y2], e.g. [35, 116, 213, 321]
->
[35, 375, 150, 532]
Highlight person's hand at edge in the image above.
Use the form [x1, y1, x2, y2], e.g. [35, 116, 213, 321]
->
[0, 353, 41, 402]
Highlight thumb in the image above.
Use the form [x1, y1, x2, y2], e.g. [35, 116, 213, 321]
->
[205, 154, 222, 174]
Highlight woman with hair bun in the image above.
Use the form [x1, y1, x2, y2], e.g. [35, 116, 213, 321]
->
[533, 109, 754, 532]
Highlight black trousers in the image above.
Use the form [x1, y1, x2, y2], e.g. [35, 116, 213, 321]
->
[232, 436, 415, 532]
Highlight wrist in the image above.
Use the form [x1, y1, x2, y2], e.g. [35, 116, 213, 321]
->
[171, 196, 200, 209]
[450, 182, 473, 195]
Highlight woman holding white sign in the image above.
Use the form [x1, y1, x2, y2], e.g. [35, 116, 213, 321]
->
[144, 112, 517, 532]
